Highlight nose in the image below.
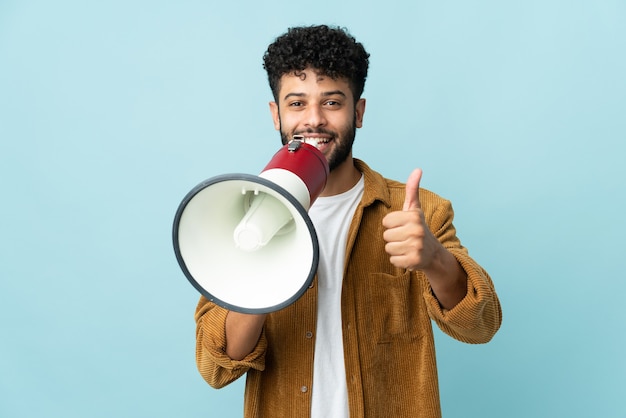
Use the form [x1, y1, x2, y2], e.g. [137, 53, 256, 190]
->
[304, 105, 326, 128]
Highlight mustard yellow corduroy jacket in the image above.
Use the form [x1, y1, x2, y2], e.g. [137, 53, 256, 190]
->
[195, 159, 502, 418]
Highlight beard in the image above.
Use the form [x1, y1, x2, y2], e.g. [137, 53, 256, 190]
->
[278, 116, 357, 172]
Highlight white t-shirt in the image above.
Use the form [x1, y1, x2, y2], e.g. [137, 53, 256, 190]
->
[308, 175, 364, 418]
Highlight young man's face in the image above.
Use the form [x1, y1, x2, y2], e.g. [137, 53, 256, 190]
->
[269, 68, 366, 171]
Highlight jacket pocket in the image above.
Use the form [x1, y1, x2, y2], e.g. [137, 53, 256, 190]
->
[368, 271, 429, 344]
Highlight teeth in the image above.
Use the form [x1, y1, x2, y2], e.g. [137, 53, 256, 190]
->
[305, 138, 330, 146]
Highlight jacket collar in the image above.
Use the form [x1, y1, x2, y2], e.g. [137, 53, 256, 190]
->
[353, 159, 392, 209]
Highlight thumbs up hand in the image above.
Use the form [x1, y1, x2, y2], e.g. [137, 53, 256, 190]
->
[382, 168, 440, 271]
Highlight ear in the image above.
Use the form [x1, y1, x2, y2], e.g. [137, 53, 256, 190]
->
[269, 101, 281, 131]
[355, 98, 366, 128]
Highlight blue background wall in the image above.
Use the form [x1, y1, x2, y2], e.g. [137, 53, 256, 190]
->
[1, 1, 624, 417]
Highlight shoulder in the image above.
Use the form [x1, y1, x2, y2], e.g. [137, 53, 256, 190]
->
[382, 172, 451, 211]
[354, 159, 453, 213]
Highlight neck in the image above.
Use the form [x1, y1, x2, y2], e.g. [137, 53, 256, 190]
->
[319, 155, 361, 197]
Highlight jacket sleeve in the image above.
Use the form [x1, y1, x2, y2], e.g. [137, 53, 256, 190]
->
[421, 197, 502, 344]
[195, 296, 267, 388]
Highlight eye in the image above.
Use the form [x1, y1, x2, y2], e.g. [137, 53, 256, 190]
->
[324, 100, 342, 107]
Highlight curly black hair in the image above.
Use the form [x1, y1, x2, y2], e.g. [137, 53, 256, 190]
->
[263, 25, 370, 103]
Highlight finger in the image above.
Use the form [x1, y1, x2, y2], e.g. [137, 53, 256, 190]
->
[382, 210, 410, 229]
[403, 168, 423, 211]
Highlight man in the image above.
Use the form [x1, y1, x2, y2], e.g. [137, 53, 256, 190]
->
[195, 25, 501, 418]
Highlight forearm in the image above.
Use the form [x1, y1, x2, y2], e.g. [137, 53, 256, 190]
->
[424, 250, 502, 344]
[423, 245, 468, 310]
[225, 311, 267, 361]
[195, 298, 267, 388]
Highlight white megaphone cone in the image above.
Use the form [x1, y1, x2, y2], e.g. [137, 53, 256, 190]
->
[172, 136, 329, 313]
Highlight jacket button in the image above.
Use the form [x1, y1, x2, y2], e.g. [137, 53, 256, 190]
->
[305, 331, 313, 339]
[300, 385, 308, 393]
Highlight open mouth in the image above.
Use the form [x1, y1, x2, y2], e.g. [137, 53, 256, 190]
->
[303, 137, 332, 150]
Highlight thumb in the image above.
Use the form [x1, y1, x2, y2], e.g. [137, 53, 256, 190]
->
[403, 168, 423, 211]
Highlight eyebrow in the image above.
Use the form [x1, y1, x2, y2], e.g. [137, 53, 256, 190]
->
[282, 90, 347, 101]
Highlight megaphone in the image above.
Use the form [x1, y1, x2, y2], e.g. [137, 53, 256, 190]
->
[172, 136, 329, 314]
